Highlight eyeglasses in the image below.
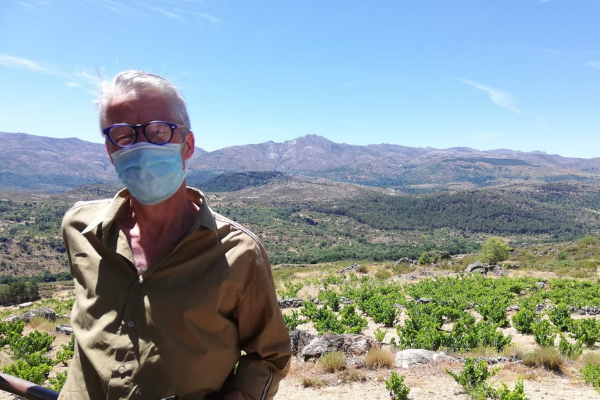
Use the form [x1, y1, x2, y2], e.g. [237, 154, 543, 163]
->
[103, 121, 182, 148]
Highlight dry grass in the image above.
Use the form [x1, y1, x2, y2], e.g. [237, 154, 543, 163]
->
[391, 263, 412, 275]
[28, 316, 70, 332]
[502, 343, 527, 359]
[340, 368, 366, 383]
[319, 351, 346, 372]
[578, 351, 600, 367]
[453, 346, 501, 359]
[522, 346, 564, 372]
[356, 265, 369, 274]
[300, 377, 328, 388]
[364, 347, 395, 369]
[374, 269, 392, 280]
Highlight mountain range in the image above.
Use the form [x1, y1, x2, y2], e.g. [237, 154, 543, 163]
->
[2, 131, 600, 192]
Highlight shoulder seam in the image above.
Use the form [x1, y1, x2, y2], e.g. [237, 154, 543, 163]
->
[213, 213, 262, 247]
[65, 199, 112, 214]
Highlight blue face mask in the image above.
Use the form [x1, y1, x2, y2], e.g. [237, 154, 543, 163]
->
[111, 142, 186, 205]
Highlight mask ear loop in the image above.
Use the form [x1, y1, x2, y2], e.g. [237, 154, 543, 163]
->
[180, 140, 188, 170]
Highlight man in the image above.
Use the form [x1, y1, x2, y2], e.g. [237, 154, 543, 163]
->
[59, 70, 291, 400]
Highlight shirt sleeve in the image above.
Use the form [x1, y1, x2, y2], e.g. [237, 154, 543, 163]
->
[229, 242, 291, 400]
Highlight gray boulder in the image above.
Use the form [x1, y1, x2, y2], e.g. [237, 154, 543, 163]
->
[278, 298, 304, 308]
[395, 349, 456, 369]
[338, 263, 360, 274]
[491, 266, 507, 276]
[465, 261, 487, 273]
[299, 334, 379, 360]
[4, 307, 58, 323]
[56, 324, 73, 335]
[289, 330, 315, 354]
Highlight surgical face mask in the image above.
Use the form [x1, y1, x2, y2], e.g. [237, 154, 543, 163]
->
[111, 142, 186, 205]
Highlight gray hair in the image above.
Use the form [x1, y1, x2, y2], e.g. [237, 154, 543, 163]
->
[97, 70, 191, 131]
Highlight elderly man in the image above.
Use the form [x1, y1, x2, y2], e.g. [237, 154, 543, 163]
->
[59, 70, 291, 400]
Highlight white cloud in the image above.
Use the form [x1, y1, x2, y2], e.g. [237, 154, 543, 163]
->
[586, 61, 600, 71]
[64, 82, 80, 87]
[0, 54, 47, 72]
[198, 12, 222, 26]
[453, 78, 522, 114]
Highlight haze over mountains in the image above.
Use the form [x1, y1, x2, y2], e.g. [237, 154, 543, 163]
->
[1, 131, 600, 192]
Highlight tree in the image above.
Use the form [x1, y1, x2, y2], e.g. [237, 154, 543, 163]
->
[418, 252, 432, 265]
[480, 237, 512, 265]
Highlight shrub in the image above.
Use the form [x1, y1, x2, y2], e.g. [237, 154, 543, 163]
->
[278, 281, 303, 299]
[9, 330, 56, 359]
[340, 368, 366, 382]
[2, 352, 54, 384]
[445, 357, 499, 399]
[581, 361, 600, 393]
[0, 320, 25, 346]
[385, 371, 410, 400]
[340, 306, 368, 334]
[480, 237, 512, 265]
[374, 328, 387, 342]
[512, 309, 540, 334]
[283, 310, 302, 332]
[374, 269, 392, 280]
[364, 348, 395, 369]
[495, 376, 529, 400]
[319, 351, 346, 372]
[356, 265, 368, 273]
[548, 303, 573, 332]
[558, 335, 582, 359]
[48, 372, 68, 392]
[531, 320, 556, 347]
[418, 252, 432, 265]
[522, 347, 563, 371]
[318, 290, 341, 312]
[300, 377, 328, 388]
[555, 251, 568, 261]
[392, 263, 412, 275]
[477, 300, 509, 327]
[571, 318, 600, 347]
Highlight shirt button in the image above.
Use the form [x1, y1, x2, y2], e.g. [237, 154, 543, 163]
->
[127, 321, 134, 328]
[118, 365, 125, 374]
[139, 276, 144, 284]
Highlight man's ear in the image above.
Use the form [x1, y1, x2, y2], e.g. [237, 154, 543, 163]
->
[106, 142, 115, 165]
[183, 131, 195, 161]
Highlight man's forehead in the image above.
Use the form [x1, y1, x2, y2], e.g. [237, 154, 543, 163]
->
[105, 90, 175, 125]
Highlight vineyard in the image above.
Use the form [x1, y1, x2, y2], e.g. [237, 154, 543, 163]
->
[3, 241, 600, 398]
[273, 253, 600, 399]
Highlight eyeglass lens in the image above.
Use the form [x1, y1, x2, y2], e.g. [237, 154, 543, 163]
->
[110, 122, 173, 147]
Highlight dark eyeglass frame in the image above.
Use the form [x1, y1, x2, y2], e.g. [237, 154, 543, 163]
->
[103, 121, 181, 148]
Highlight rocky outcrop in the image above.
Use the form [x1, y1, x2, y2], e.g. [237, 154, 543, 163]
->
[289, 330, 315, 354]
[464, 262, 507, 276]
[338, 263, 360, 274]
[4, 307, 57, 323]
[299, 334, 380, 360]
[278, 298, 304, 308]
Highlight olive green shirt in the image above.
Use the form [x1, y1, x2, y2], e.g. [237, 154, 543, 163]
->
[59, 188, 291, 400]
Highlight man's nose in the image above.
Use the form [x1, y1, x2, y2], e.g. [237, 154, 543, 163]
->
[134, 126, 150, 144]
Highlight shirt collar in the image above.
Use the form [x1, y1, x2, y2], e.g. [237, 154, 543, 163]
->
[81, 187, 217, 238]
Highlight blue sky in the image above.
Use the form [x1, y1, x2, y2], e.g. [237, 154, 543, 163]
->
[1, 0, 599, 157]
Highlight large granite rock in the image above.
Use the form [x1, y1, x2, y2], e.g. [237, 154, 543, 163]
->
[289, 330, 315, 354]
[4, 307, 58, 323]
[299, 334, 379, 361]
